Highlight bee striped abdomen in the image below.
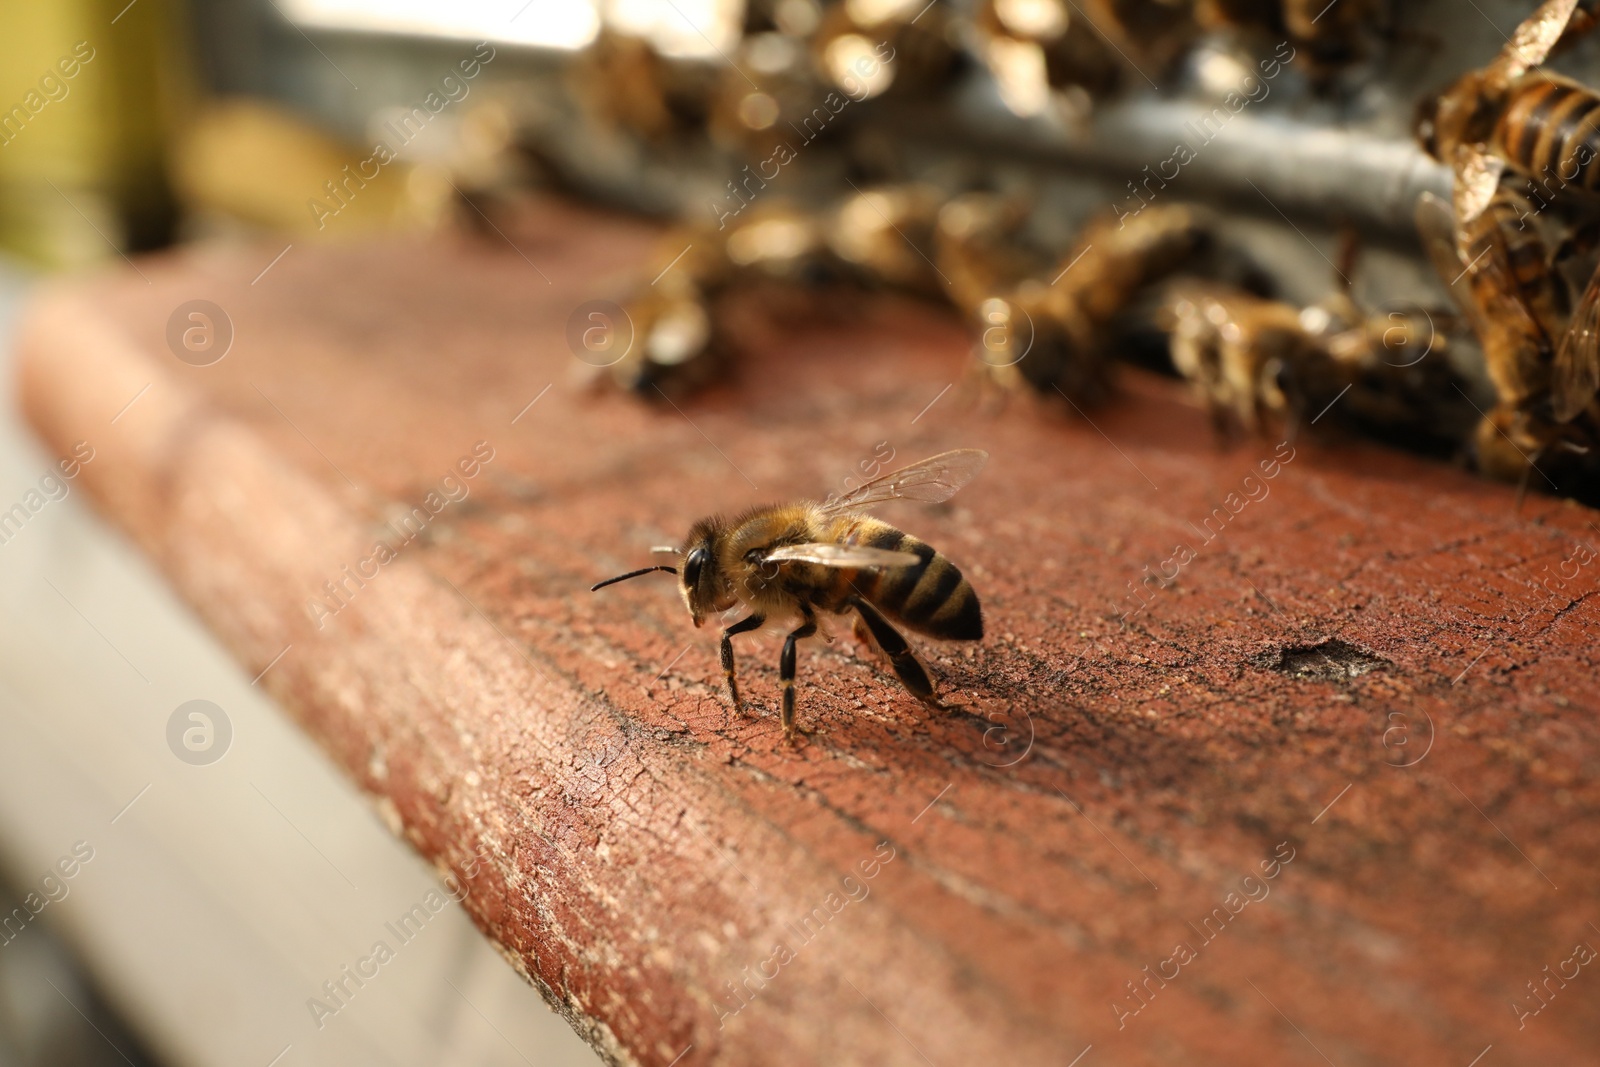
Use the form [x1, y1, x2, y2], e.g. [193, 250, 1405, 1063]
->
[852, 523, 983, 641]
[1497, 77, 1600, 192]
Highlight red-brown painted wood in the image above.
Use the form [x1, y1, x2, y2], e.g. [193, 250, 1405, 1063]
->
[16, 198, 1600, 1066]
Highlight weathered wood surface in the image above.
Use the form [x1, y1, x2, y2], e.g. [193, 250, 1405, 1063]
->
[16, 198, 1600, 1066]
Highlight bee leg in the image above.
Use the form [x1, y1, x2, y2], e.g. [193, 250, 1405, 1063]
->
[1514, 451, 1547, 512]
[1207, 401, 1231, 447]
[851, 612, 877, 651]
[1284, 405, 1303, 448]
[848, 597, 940, 708]
[779, 609, 818, 741]
[721, 613, 765, 718]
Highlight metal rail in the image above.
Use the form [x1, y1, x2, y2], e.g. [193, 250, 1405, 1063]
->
[940, 86, 1453, 234]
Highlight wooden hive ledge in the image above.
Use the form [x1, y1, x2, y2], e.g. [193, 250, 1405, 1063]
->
[16, 197, 1600, 1065]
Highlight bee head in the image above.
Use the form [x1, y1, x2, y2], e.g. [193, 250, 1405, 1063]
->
[1418, 73, 1498, 164]
[679, 517, 734, 627]
[1412, 92, 1442, 160]
[590, 516, 738, 625]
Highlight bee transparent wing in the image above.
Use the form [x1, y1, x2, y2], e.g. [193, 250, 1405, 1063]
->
[1554, 265, 1600, 421]
[1487, 0, 1579, 89]
[1474, 223, 1554, 338]
[1453, 144, 1506, 225]
[818, 449, 989, 517]
[1416, 193, 1488, 330]
[762, 543, 921, 568]
[1416, 191, 1544, 346]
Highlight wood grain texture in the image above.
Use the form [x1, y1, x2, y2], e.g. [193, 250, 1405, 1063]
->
[14, 197, 1600, 1066]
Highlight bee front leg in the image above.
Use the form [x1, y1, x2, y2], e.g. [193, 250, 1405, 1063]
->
[721, 613, 765, 718]
[779, 610, 818, 742]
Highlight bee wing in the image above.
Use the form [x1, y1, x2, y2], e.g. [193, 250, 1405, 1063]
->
[761, 543, 922, 568]
[1453, 144, 1506, 225]
[817, 449, 989, 517]
[1554, 265, 1600, 421]
[1415, 193, 1487, 329]
[1486, 0, 1579, 89]
[1415, 191, 1542, 345]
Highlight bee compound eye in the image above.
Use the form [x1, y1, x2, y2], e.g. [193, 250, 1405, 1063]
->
[684, 547, 708, 585]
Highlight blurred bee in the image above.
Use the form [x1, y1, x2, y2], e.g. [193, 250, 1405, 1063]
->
[1415, 187, 1600, 488]
[976, 204, 1212, 405]
[1294, 300, 1472, 450]
[608, 203, 839, 397]
[1416, 0, 1598, 225]
[1160, 277, 1470, 445]
[611, 185, 959, 396]
[972, 0, 1122, 120]
[411, 100, 542, 238]
[811, 0, 964, 102]
[1316, 302, 1475, 450]
[1161, 284, 1318, 437]
[1084, 0, 1202, 80]
[743, 0, 827, 37]
[568, 27, 718, 145]
[1570, 0, 1600, 39]
[825, 183, 946, 296]
[934, 191, 1053, 316]
[709, 26, 835, 158]
[1194, 0, 1384, 83]
[592, 450, 988, 740]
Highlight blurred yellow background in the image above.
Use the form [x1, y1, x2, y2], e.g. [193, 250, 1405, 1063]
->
[0, 0, 188, 266]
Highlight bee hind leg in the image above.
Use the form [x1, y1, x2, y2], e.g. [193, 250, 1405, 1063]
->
[779, 609, 818, 742]
[721, 613, 765, 719]
[851, 611, 880, 653]
[848, 597, 941, 709]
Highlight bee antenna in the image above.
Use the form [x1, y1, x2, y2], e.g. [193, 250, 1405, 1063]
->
[591, 566, 677, 592]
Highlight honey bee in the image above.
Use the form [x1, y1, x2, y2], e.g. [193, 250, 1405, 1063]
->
[592, 450, 988, 740]
[709, 29, 832, 158]
[983, 203, 1211, 404]
[812, 0, 963, 103]
[1417, 0, 1595, 225]
[1161, 284, 1318, 437]
[1160, 273, 1471, 445]
[825, 183, 946, 296]
[1083, 0, 1200, 81]
[972, 0, 1122, 120]
[1314, 302, 1475, 451]
[1568, 0, 1600, 40]
[610, 186, 958, 396]
[934, 191, 1053, 317]
[1195, 0, 1384, 83]
[1415, 187, 1600, 487]
[568, 27, 717, 145]
[608, 204, 839, 396]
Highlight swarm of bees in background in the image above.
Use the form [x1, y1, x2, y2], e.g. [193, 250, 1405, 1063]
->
[533, 0, 1600, 504]
[1412, 0, 1600, 497]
